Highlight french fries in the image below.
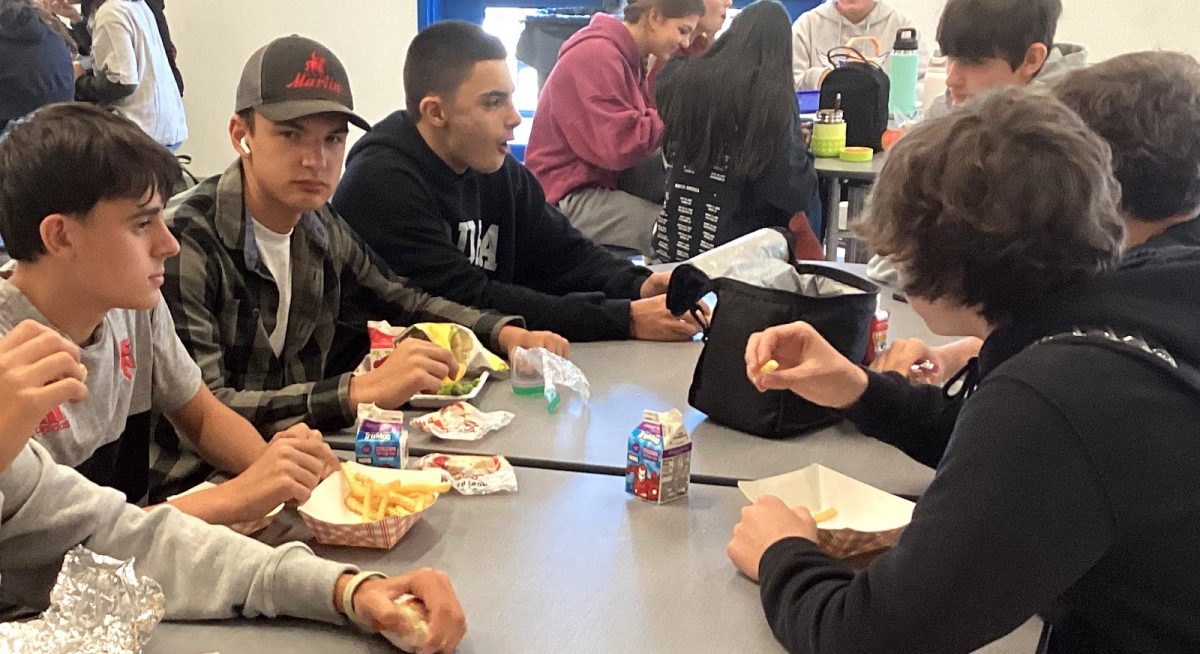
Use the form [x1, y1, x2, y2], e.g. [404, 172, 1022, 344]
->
[812, 507, 838, 523]
[340, 462, 451, 522]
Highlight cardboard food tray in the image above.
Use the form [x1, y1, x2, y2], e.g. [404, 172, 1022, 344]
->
[738, 464, 915, 559]
[168, 481, 283, 536]
[298, 463, 447, 549]
[408, 371, 489, 409]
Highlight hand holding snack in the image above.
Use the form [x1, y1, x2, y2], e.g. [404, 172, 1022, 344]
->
[630, 295, 709, 342]
[497, 325, 569, 359]
[0, 321, 88, 472]
[745, 321, 868, 409]
[727, 495, 819, 582]
[870, 337, 941, 383]
[351, 569, 466, 654]
[352, 338, 459, 409]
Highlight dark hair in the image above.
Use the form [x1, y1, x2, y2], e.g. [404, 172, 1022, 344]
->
[659, 1, 794, 178]
[0, 103, 181, 261]
[857, 88, 1124, 325]
[0, 0, 77, 55]
[1054, 51, 1200, 223]
[623, 0, 705, 23]
[937, 0, 1062, 69]
[403, 20, 507, 118]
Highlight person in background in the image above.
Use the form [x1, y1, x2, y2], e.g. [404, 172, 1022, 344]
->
[791, 0, 920, 91]
[57, 0, 182, 95]
[656, 0, 821, 263]
[0, 0, 74, 130]
[334, 21, 703, 343]
[74, 0, 186, 150]
[158, 35, 563, 500]
[525, 0, 704, 258]
[731, 87, 1200, 653]
[0, 325, 466, 650]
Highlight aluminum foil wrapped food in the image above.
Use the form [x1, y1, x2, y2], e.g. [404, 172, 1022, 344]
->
[0, 546, 165, 653]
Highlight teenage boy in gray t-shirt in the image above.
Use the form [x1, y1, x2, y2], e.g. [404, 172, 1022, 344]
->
[0, 102, 338, 528]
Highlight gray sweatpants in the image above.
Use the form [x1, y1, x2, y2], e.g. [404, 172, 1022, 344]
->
[557, 187, 661, 258]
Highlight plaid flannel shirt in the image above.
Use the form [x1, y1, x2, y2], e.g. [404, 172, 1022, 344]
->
[149, 161, 521, 496]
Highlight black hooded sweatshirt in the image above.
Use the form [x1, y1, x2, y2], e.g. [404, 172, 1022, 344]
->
[757, 237, 1200, 653]
[333, 111, 651, 341]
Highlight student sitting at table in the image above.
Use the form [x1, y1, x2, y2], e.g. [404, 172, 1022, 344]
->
[334, 22, 704, 343]
[524, 0, 705, 258]
[862, 51, 1200, 467]
[654, 0, 822, 263]
[648, 0, 731, 91]
[790, 0, 920, 91]
[0, 321, 466, 648]
[0, 102, 341, 526]
[866, 0, 1086, 285]
[730, 88, 1200, 653]
[156, 35, 564, 500]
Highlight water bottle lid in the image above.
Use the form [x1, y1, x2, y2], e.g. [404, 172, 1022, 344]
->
[893, 27, 918, 52]
[815, 109, 844, 124]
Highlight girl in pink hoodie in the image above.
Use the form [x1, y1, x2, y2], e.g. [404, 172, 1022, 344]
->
[525, 0, 703, 257]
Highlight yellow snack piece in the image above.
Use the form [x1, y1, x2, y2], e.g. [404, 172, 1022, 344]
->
[759, 359, 780, 375]
[812, 507, 838, 523]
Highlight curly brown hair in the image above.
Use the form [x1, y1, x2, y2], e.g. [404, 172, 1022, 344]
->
[1054, 51, 1200, 223]
[856, 88, 1124, 324]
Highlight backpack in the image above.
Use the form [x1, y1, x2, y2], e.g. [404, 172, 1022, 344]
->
[819, 46, 890, 151]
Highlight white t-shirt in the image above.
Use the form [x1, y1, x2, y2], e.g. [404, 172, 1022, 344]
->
[91, 0, 187, 146]
[0, 278, 202, 467]
[251, 219, 294, 357]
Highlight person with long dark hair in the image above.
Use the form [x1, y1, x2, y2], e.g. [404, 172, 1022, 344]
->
[0, 0, 74, 130]
[654, 0, 821, 262]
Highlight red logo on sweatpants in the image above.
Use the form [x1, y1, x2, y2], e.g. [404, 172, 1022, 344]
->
[37, 406, 70, 434]
[119, 339, 136, 380]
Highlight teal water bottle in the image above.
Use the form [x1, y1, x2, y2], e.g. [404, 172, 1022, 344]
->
[888, 28, 919, 118]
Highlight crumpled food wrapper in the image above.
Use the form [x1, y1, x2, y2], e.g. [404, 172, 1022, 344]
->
[410, 402, 514, 441]
[357, 321, 509, 382]
[509, 346, 589, 413]
[416, 453, 519, 495]
[0, 546, 165, 653]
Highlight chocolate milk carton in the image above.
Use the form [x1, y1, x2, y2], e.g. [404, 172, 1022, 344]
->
[626, 409, 691, 503]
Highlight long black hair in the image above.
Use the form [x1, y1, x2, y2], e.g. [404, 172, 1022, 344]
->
[659, 0, 795, 179]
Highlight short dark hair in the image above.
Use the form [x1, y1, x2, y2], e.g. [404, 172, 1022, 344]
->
[937, 0, 1062, 69]
[0, 103, 181, 261]
[660, 0, 794, 178]
[1054, 51, 1200, 223]
[403, 21, 507, 118]
[857, 88, 1124, 325]
[623, 0, 705, 23]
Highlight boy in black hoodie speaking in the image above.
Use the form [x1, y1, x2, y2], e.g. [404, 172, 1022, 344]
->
[333, 21, 704, 343]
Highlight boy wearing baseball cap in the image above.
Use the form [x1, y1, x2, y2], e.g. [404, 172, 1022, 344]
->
[156, 35, 565, 497]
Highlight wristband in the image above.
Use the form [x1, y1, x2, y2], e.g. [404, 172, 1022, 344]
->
[343, 570, 387, 627]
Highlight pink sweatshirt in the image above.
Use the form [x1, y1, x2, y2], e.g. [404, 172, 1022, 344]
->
[525, 13, 665, 204]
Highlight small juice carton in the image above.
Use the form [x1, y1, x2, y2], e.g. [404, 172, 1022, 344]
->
[354, 404, 407, 469]
[626, 409, 691, 503]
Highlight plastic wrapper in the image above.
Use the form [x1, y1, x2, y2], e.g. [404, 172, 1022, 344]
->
[356, 321, 509, 381]
[509, 346, 590, 413]
[0, 546, 165, 653]
[381, 594, 432, 652]
[687, 228, 792, 279]
[410, 402, 514, 441]
[417, 453, 519, 495]
[721, 258, 871, 297]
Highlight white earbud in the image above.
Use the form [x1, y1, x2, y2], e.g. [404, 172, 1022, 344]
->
[239, 137, 251, 155]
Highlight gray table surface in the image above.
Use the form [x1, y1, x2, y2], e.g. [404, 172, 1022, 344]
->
[329, 265, 948, 497]
[146, 466, 1040, 654]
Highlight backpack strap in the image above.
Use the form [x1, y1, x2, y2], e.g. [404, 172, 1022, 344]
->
[1035, 327, 1200, 393]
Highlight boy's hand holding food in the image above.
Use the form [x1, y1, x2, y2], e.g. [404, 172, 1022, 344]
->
[745, 321, 868, 409]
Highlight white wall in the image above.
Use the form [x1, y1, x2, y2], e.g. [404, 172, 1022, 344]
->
[887, 0, 1198, 63]
[169, 1, 418, 177]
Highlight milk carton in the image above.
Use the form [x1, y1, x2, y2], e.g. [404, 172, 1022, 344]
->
[626, 409, 691, 503]
[354, 404, 407, 469]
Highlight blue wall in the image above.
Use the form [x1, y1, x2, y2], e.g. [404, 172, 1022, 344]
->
[419, 0, 823, 29]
